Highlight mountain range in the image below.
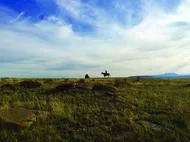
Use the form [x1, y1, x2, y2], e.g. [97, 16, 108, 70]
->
[128, 73, 190, 78]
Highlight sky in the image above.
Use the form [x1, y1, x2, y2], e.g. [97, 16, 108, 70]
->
[0, 0, 190, 78]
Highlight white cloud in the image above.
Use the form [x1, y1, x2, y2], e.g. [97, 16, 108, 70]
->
[0, 0, 190, 77]
[9, 11, 25, 24]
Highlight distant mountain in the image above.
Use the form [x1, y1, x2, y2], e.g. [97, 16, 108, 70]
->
[153, 73, 178, 77]
[128, 73, 190, 78]
[160, 73, 178, 76]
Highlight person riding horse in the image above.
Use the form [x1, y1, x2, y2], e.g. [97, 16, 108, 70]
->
[101, 70, 111, 77]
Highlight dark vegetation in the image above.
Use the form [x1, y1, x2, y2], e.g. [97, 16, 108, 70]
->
[0, 78, 189, 141]
[19, 80, 42, 89]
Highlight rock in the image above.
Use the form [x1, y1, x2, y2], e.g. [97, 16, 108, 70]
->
[0, 84, 15, 91]
[0, 108, 37, 130]
[75, 83, 92, 92]
[19, 80, 42, 89]
[85, 74, 90, 79]
[54, 83, 76, 92]
[92, 84, 117, 92]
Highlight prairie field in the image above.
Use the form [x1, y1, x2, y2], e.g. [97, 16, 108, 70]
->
[0, 77, 189, 142]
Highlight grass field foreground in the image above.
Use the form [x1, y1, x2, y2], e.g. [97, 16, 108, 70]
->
[0, 78, 189, 142]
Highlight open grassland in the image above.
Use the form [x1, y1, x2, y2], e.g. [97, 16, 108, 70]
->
[0, 77, 189, 142]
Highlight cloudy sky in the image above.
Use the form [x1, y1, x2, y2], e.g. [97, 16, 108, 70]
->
[0, 0, 190, 78]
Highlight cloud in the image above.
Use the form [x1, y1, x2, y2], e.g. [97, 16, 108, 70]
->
[48, 64, 99, 71]
[0, 0, 190, 77]
[9, 11, 25, 23]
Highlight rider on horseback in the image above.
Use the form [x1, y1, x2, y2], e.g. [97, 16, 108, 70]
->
[101, 70, 111, 78]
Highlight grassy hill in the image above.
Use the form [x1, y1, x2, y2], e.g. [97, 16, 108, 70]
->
[0, 78, 189, 142]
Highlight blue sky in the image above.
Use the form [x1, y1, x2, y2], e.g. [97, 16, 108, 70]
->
[0, 0, 190, 78]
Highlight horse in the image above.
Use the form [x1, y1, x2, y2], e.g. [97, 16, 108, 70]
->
[101, 72, 111, 78]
